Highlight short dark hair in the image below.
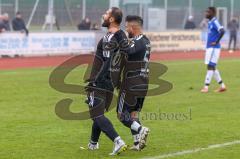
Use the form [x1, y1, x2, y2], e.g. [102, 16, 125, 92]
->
[111, 7, 123, 25]
[125, 15, 143, 26]
[208, 7, 216, 16]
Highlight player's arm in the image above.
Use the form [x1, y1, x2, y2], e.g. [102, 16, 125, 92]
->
[211, 20, 225, 46]
[123, 39, 146, 55]
[215, 28, 225, 44]
[85, 39, 104, 84]
[113, 30, 137, 54]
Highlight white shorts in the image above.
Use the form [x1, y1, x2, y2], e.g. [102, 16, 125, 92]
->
[205, 48, 221, 66]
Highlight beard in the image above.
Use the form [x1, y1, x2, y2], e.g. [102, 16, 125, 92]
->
[102, 19, 110, 27]
[205, 14, 212, 20]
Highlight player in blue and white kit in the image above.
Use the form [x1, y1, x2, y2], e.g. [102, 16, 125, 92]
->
[201, 7, 226, 93]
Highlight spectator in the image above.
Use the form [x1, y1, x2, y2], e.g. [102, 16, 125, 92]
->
[2, 13, 11, 31]
[184, 16, 196, 30]
[227, 18, 239, 52]
[12, 12, 29, 36]
[77, 17, 91, 30]
[0, 15, 6, 33]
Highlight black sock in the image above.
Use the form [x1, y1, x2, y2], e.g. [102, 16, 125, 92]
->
[120, 112, 134, 128]
[218, 80, 223, 84]
[94, 115, 119, 142]
[90, 120, 101, 143]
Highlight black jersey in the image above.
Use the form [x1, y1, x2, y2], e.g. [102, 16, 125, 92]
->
[127, 35, 151, 61]
[118, 34, 151, 107]
[88, 29, 128, 91]
[123, 34, 151, 79]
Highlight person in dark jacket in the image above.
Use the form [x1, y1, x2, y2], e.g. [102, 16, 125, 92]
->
[227, 18, 239, 52]
[77, 17, 91, 30]
[184, 16, 196, 30]
[12, 12, 29, 35]
[2, 13, 11, 31]
[0, 15, 6, 33]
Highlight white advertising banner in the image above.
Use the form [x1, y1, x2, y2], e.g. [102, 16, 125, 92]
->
[1, 31, 238, 56]
[145, 31, 205, 52]
[0, 32, 95, 57]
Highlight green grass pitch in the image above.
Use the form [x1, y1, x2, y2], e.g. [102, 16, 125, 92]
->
[1, 58, 240, 159]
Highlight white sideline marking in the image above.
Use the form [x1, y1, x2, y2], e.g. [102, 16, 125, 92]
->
[141, 140, 240, 159]
[165, 58, 240, 66]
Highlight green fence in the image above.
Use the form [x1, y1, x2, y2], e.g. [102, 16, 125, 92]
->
[0, 0, 239, 31]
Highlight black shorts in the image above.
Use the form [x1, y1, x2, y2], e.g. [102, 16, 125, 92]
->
[86, 88, 113, 119]
[117, 90, 145, 114]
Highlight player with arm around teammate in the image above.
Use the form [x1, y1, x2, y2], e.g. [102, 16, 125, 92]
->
[117, 15, 150, 151]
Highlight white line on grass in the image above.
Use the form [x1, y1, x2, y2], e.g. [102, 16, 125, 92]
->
[164, 58, 240, 66]
[141, 140, 240, 159]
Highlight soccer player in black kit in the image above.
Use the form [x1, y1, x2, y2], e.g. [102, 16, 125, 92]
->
[117, 15, 150, 151]
[85, 7, 128, 155]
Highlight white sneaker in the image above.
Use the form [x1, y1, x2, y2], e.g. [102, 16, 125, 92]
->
[109, 138, 127, 155]
[130, 144, 140, 151]
[201, 87, 209, 93]
[88, 142, 99, 150]
[139, 127, 150, 149]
